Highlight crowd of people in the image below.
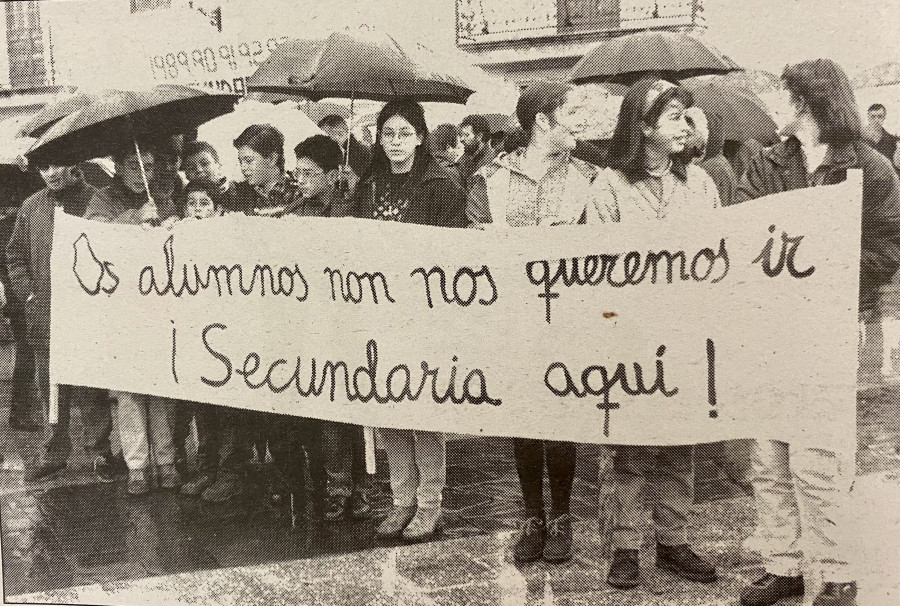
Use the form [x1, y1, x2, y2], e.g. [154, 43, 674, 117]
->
[3, 57, 899, 606]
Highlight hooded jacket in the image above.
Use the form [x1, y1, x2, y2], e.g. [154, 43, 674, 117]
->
[736, 136, 900, 310]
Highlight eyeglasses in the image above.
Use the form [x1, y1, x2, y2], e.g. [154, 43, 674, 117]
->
[381, 129, 417, 142]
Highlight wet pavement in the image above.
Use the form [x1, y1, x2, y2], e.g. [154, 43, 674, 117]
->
[0, 319, 898, 605]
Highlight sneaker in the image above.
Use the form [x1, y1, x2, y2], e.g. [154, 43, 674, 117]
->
[349, 490, 372, 519]
[607, 549, 640, 589]
[180, 472, 215, 496]
[324, 495, 349, 522]
[741, 573, 805, 606]
[23, 462, 66, 482]
[656, 543, 717, 583]
[402, 506, 443, 542]
[376, 505, 417, 539]
[513, 515, 546, 564]
[127, 469, 150, 496]
[93, 455, 117, 484]
[201, 470, 244, 503]
[544, 513, 573, 563]
[812, 582, 857, 606]
[157, 464, 182, 489]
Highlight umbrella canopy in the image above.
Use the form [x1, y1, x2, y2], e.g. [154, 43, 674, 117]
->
[685, 81, 780, 145]
[246, 30, 475, 104]
[18, 92, 101, 139]
[480, 113, 518, 135]
[26, 85, 239, 166]
[569, 31, 742, 85]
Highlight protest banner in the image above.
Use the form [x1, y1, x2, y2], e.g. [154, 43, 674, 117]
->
[50, 175, 860, 450]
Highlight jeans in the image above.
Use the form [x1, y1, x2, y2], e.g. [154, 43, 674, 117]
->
[608, 445, 694, 550]
[322, 421, 371, 498]
[379, 429, 445, 507]
[114, 391, 176, 471]
[513, 438, 576, 517]
[750, 440, 853, 582]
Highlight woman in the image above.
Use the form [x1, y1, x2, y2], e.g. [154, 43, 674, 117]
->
[351, 97, 465, 541]
[232, 124, 300, 216]
[597, 78, 719, 590]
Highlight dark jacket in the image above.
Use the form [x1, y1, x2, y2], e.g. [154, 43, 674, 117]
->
[6, 180, 96, 345]
[85, 178, 178, 225]
[279, 187, 352, 218]
[351, 154, 466, 228]
[700, 155, 738, 207]
[735, 136, 900, 311]
[869, 130, 899, 165]
[459, 144, 497, 191]
[345, 135, 373, 179]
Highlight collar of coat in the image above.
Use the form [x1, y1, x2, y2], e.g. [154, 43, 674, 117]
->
[492, 147, 599, 183]
[359, 155, 455, 191]
[766, 135, 860, 171]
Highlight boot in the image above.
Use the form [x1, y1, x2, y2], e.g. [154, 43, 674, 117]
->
[157, 464, 182, 489]
[376, 505, 417, 538]
[740, 573, 804, 606]
[127, 469, 150, 496]
[543, 513, 573, 563]
[402, 506, 443, 542]
[656, 543, 717, 583]
[812, 582, 857, 606]
[512, 514, 546, 564]
[607, 549, 640, 589]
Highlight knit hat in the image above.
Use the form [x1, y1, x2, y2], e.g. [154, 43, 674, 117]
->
[516, 81, 573, 134]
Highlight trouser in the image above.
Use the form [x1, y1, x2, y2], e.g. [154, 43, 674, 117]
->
[513, 438, 576, 518]
[170, 401, 220, 472]
[609, 445, 693, 550]
[322, 421, 371, 498]
[114, 391, 176, 471]
[213, 407, 260, 471]
[9, 312, 38, 424]
[269, 414, 325, 501]
[379, 428, 446, 508]
[750, 440, 853, 581]
[31, 346, 112, 467]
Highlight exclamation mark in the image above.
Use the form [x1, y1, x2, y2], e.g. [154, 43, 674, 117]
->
[707, 338, 717, 418]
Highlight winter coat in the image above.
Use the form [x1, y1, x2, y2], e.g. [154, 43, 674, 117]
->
[351, 154, 466, 228]
[278, 187, 352, 218]
[6, 180, 96, 345]
[735, 136, 900, 311]
[700, 155, 738, 208]
[85, 178, 177, 225]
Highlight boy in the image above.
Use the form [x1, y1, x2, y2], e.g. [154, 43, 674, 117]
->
[182, 141, 240, 213]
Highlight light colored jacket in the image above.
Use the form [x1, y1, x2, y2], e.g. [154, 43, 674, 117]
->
[596, 163, 720, 223]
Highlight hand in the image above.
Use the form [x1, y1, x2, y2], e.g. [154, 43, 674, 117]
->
[140, 198, 159, 225]
[160, 216, 179, 230]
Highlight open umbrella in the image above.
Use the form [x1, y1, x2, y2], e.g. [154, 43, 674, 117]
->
[246, 30, 474, 104]
[480, 113, 518, 135]
[685, 81, 780, 145]
[569, 31, 742, 85]
[18, 92, 101, 139]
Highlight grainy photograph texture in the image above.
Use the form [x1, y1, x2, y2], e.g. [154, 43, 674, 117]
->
[0, 1, 897, 605]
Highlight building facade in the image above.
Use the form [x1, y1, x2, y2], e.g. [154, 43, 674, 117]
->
[4, 1, 47, 89]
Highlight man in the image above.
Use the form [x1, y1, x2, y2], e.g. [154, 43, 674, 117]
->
[6, 162, 119, 483]
[458, 114, 496, 190]
[182, 140, 241, 212]
[864, 103, 900, 170]
[317, 114, 372, 194]
[736, 59, 900, 606]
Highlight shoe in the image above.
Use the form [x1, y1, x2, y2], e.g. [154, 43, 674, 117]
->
[93, 455, 117, 484]
[513, 515, 546, 564]
[324, 495, 350, 522]
[127, 469, 150, 496]
[23, 462, 66, 482]
[740, 573, 805, 606]
[157, 464, 182, 489]
[544, 513, 573, 563]
[812, 582, 857, 606]
[376, 505, 417, 539]
[180, 472, 215, 496]
[349, 490, 372, 519]
[201, 470, 244, 503]
[656, 543, 717, 583]
[402, 506, 443, 542]
[607, 549, 640, 589]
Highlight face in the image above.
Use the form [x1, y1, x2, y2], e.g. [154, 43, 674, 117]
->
[448, 137, 465, 163]
[237, 146, 279, 187]
[459, 125, 482, 155]
[117, 152, 155, 194]
[868, 108, 887, 129]
[321, 123, 349, 146]
[184, 151, 224, 186]
[643, 99, 690, 155]
[544, 91, 587, 152]
[295, 156, 334, 199]
[380, 115, 422, 168]
[38, 164, 79, 191]
[185, 190, 217, 219]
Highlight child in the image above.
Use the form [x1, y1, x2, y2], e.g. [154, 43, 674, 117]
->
[182, 141, 240, 213]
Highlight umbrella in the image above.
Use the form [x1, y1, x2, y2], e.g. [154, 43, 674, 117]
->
[18, 92, 101, 138]
[26, 85, 239, 167]
[480, 113, 518, 135]
[246, 30, 475, 104]
[685, 81, 780, 145]
[569, 31, 742, 85]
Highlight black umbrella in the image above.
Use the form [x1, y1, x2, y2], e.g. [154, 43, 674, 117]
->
[569, 31, 742, 85]
[18, 92, 101, 139]
[685, 80, 779, 145]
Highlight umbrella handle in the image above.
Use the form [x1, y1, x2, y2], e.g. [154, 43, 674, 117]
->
[133, 139, 160, 226]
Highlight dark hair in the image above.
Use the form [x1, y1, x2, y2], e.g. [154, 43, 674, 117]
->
[183, 181, 220, 210]
[868, 103, 886, 114]
[606, 78, 694, 183]
[367, 97, 430, 176]
[516, 81, 573, 137]
[704, 112, 726, 160]
[781, 59, 861, 147]
[429, 124, 460, 154]
[183, 140, 221, 163]
[111, 142, 154, 165]
[460, 115, 490, 141]
[503, 126, 528, 153]
[318, 114, 348, 130]
[293, 134, 343, 172]
[233, 124, 285, 171]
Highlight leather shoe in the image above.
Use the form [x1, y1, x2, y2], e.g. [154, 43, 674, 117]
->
[740, 573, 804, 606]
[376, 505, 417, 538]
[812, 582, 857, 606]
[607, 549, 640, 589]
[543, 514, 573, 563]
[402, 507, 443, 542]
[513, 515, 546, 563]
[349, 490, 372, 519]
[324, 495, 350, 522]
[127, 469, 150, 496]
[656, 543, 717, 583]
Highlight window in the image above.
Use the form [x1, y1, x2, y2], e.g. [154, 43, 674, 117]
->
[558, 0, 621, 31]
